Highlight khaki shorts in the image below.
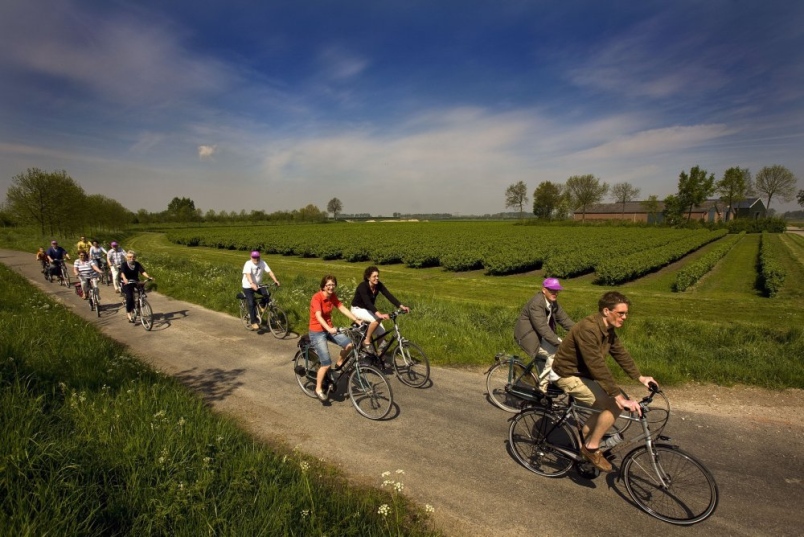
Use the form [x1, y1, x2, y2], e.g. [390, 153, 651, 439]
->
[555, 375, 620, 416]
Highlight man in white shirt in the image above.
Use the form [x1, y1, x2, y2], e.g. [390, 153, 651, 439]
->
[242, 250, 280, 330]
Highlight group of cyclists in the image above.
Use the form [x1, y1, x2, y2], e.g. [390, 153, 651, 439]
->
[36, 236, 152, 323]
[241, 253, 409, 403]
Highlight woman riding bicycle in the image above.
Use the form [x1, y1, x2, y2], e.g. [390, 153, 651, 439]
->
[73, 251, 102, 300]
[350, 266, 409, 350]
[120, 251, 153, 323]
[309, 274, 363, 402]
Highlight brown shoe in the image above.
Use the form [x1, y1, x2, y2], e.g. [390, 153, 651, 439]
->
[580, 445, 613, 473]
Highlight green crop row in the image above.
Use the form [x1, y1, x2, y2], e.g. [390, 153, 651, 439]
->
[673, 232, 745, 291]
[166, 223, 724, 278]
[759, 232, 787, 297]
[595, 229, 729, 285]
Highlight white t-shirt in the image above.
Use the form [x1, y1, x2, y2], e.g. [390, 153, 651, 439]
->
[242, 259, 271, 288]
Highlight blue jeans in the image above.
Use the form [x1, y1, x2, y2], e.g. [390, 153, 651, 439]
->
[243, 287, 269, 324]
[309, 330, 351, 366]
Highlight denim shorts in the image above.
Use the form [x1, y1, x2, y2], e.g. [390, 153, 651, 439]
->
[309, 330, 351, 366]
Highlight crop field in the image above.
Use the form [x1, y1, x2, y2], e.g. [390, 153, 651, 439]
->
[105, 222, 803, 390]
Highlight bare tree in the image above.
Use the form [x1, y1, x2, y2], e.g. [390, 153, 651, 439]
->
[505, 181, 529, 220]
[754, 165, 798, 212]
[327, 198, 343, 220]
[610, 182, 641, 216]
[565, 174, 609, 221]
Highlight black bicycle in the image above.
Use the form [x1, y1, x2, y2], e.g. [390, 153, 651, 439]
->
[84, 276, 101, 317]
[293, 323, 393, 420]
[363, 309, 430, 388]
[237, 284, 289, 338]
[508, 383, 717, 525]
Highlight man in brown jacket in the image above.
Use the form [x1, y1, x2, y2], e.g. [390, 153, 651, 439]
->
[552, 291, 657, 472]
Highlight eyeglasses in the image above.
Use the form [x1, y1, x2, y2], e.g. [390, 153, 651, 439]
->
[610, 310, 628, 318]
[324, 284, 337, 288]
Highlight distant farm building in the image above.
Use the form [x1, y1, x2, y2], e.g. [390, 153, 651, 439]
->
[573, 198, 766, 223]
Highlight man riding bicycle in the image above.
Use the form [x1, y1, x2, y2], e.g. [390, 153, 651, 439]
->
[514, 277, 575, 392]
[241, 250, 280, 331]
[46, 240, 70, 278]
[107, 241, 126, 293]
[551, 291, 657, 473]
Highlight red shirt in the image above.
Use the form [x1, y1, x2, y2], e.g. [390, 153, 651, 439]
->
[309, 290, 341, 332]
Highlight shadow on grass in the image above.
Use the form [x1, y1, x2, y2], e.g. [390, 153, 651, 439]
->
[175, 367, 246, 403]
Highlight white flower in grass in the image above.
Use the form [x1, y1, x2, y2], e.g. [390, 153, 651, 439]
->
[381, 471, 391, 477]
[300, 461, 310, 472]
[395, 469, 405, 475]
[378, 504, 390, 517]
[425, 504, 435, 513]
[301, 509, 310, 519]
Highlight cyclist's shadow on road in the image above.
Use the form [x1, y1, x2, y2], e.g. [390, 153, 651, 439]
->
[151, 309, 189, 330]
[175, 366, 246, 403]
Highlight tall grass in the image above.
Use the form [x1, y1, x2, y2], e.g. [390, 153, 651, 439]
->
[0, 264, 438, 535]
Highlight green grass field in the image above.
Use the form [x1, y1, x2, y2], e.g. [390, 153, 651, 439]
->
[113, 229, 804, 389]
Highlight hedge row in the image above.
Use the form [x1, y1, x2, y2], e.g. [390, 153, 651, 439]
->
[595, 229, 729, 285]
[759, 232, 786, 297]
[673, 232, 745, 292]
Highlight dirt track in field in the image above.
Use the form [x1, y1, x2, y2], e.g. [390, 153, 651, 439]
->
[3, 248, 803, 537]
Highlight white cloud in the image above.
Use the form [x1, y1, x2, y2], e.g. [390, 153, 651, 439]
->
[198, 145, 217, 159]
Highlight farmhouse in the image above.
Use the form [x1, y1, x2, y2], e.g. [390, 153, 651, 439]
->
[573, 197, 766, 223]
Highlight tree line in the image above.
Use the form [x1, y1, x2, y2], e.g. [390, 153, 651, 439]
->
[505, 164, 800, 223]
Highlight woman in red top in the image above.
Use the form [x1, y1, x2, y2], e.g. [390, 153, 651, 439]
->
[309, 274, 362, 402]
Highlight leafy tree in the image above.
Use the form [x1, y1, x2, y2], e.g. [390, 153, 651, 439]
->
[505, 181, 529, 219]
[676, 166, 715, 221]
[83, 194, 132, 232]
[565, 174, 609, 221]
[716, 167, 751, 221]
[610, 182, 641, 216]
[5, 168, 85, 235]
[327, 198, 343, 220]
[297, 204, 327, 222]
[640, 195, 661, 224]
[532, 181, 564, 220]
[798, 189, 804, 207]
[754, 165, 798, 211]
[167, 197, 200, 222]
[662, 194, 685, 226]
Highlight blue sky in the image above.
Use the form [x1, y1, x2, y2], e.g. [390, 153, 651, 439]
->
[1, 0, 802, 216]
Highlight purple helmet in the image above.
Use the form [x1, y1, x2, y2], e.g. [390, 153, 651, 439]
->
[251, 250, 260, 258]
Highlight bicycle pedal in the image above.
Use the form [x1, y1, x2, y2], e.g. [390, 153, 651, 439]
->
[293, 366, 307, 376]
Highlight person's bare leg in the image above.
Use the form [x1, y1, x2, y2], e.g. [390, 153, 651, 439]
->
[585, 410, 615, 450]
[316, 365, 330, 393]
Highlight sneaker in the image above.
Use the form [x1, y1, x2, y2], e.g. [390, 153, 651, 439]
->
[316, 390, 328, 402]
[250, 323, 260, 331]
[580, 445, 613, 473]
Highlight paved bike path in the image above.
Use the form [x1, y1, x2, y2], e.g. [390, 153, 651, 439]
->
[2, 248, 802, 536]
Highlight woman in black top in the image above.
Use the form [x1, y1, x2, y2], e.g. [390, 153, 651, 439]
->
[120, 251, 153, 323]
[350, 266, 409, 348]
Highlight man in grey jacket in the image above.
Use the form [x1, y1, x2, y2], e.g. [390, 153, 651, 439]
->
[513, 277, 575, 391]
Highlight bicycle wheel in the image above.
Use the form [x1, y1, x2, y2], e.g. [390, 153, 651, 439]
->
[486, 360, 538, 412]
[294, 349, 320, 398]
[62, 265, 71, 287]
[391, 341, 430, 388]
[622, 444, 718, 525]
[94, 287, 101, 317]
[348, 364, 393, 420]
[239, 299, 252, 329]
[508, 408, 578, 477]
[267, 306, 289, 339]
[140, 299, 154, 331]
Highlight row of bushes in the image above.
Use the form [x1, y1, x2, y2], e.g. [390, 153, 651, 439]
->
[673, 233, 745, 291]
[759, 232, 787, 297]
[595, 229, 729, 285]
